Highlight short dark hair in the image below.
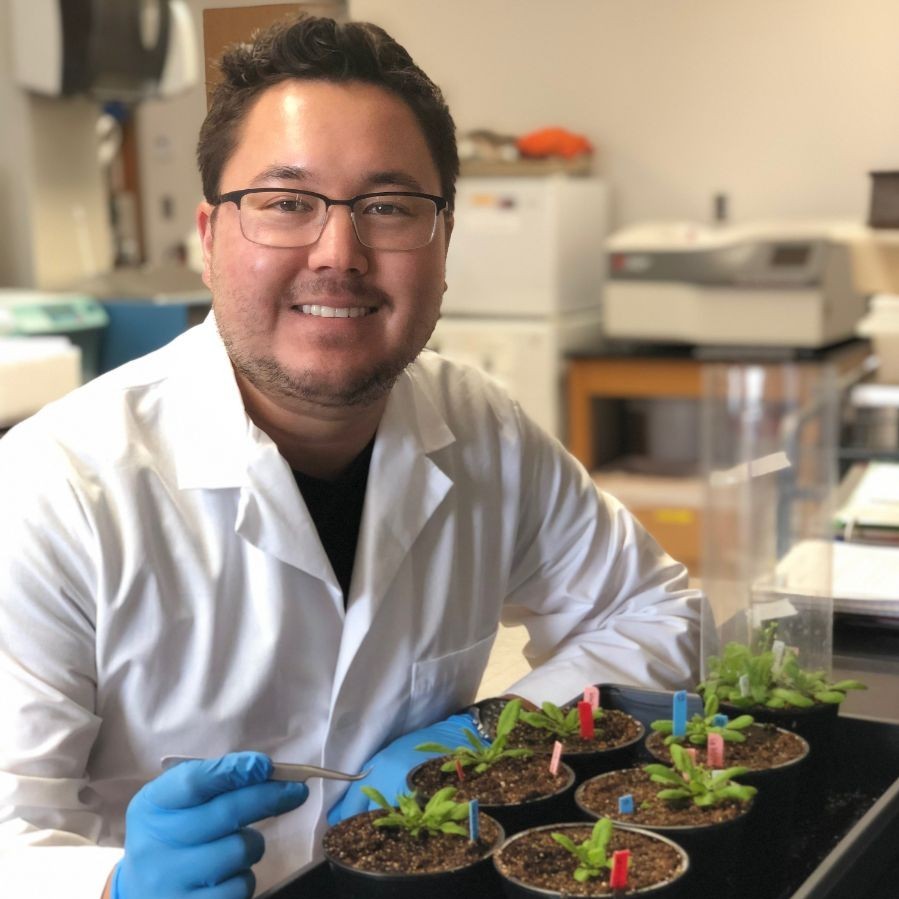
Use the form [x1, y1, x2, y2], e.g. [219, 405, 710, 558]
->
[197, 15, 458, 208]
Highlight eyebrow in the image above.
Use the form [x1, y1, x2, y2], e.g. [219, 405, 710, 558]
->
[250, 165, 311, 186]
[365, 170, 427, 192]
[248, 166, 428, 193]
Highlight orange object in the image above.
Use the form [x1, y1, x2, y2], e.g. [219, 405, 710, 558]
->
[517, 127, 593, 159]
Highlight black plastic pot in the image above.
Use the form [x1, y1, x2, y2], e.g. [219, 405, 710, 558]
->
[720, 698, 838, 800]
[407, 757, 577, 835]
[559, 718, 646, 781]
[574, 769, 752, 897]
[493, 822, 690, 898]
[474, 699, 645, 782]
[718, 698, 839, 748]
[322, 810, 505, 899]
[646, 725, 809, 897]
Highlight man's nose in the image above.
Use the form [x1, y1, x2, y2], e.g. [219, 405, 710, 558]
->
[306, 204, 369, 273]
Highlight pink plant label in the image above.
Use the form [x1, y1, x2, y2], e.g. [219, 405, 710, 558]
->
[707, 732, 725, 768]
[609, 849, 631, 888]
[549, 740, 563, 775]
[577, 701, 595, 739]
[583, 685, 600, 710]
[685, 747, 698, 765]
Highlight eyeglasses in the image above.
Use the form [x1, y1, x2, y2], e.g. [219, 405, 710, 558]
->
[212, 188, 448, 251]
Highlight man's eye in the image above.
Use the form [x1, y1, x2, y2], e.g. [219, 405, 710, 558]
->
[262, 197, 314, 214]
[363, 201, 409, 217]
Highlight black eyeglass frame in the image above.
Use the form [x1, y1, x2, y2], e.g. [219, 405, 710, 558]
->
[211, 187, 449, 249]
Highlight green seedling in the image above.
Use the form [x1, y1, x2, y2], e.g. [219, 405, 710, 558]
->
[550, 817, 616, 883]
[416, 698, 533, 773]
[699, 621, 866, 710]
[360, 786, 470, 838]
[644, 742, 757, 808]
[519, 700, 603, 741]
[650, 692, 754, 746]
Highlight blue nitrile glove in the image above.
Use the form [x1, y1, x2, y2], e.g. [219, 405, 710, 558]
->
[111, 751, 308, 899]
[327, 713, 486, 824]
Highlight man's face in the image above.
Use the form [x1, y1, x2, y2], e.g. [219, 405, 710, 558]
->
[197, 79, 452, 410]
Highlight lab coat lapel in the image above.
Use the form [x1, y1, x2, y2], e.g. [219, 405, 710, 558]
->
[169, 317, 334, 585]
[235, 440, 335, 583]
[331, 364, 455, 689]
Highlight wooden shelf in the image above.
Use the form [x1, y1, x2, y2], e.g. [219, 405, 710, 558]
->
[459, 157, 593, 177]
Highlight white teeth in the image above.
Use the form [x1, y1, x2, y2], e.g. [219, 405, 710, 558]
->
[299, 304, 371, 318]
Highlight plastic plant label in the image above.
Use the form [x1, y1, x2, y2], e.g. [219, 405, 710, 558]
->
[549, 740, 563, 775]
[578, 701, 595, 739]
[609, 849, 631, 888]
[672, 690, 688, 738]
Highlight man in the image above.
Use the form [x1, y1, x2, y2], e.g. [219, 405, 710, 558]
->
[0, 14, 704, 899]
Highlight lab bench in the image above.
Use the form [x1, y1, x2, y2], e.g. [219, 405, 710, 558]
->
[260, 678, 899, 899]
[69, 265, 211, 374]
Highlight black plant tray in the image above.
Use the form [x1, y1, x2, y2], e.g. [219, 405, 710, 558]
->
[260, 685, 899, 899]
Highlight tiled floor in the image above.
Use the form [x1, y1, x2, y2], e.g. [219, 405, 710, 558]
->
[476, 624, 531, 701]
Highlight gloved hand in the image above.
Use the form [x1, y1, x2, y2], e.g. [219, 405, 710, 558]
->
[328, 713, 485, 823]
[111, 751, 308, 899]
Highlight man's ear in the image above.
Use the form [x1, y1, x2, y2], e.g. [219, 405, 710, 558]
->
[196, 201, 216, 289]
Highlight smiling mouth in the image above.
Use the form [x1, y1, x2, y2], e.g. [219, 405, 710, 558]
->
[295, 304, 376, 319]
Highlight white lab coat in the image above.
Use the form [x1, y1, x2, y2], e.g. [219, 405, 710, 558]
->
[0, 316, 703, 897]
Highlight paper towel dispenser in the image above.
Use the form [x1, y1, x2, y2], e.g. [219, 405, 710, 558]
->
[11, 0, 196, 102]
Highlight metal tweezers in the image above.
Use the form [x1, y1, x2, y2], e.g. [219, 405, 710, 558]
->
[160, 755, 369, 783]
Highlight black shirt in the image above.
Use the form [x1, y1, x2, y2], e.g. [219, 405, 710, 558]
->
[292, 439, 375, 603]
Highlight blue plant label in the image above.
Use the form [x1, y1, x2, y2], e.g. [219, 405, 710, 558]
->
[618, 793, 634, 815]
[712, 714, 728, 727]
[468, 799, 479, 841]
[673, 690, 688, 737]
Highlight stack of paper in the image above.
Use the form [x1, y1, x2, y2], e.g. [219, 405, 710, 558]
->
[775, 538, 899, 618]
[833, 462, 899, 543]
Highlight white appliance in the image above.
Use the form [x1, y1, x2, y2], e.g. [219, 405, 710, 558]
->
[0, 290, 108, 382]
[603, 221, 868, 349]
[0, 338, 81, 429]
[11, 0, 197, 101]
[434, 176, 608, 437]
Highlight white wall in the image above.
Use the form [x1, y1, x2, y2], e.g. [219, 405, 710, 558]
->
[10, 1, 898, 271]
[350, 0, 899, 225]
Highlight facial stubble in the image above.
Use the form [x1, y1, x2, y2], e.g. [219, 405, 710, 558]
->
[214, 278, 441, 409]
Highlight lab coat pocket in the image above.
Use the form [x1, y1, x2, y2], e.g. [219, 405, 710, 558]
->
[403, 630, 497, 732]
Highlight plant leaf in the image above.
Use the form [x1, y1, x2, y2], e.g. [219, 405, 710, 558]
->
[360, 786, 393, 811]
[657, 788, 691, 801]
[831, 680, 866, 692]
[416, 742, 453, 754]
[813, 690, 845, 704]
[495, 698, 522, 739]
[551, 831, 576, 848]
[728, 715, 755, 730]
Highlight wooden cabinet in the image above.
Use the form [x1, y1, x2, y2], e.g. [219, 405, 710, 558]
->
[565, 343, 871, 574]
